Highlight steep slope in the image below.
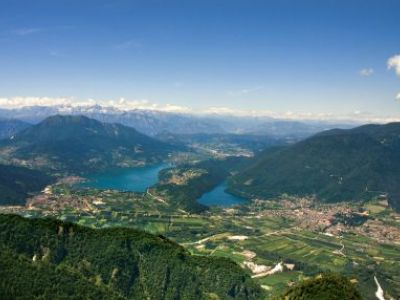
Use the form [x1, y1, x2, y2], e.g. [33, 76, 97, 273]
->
[0, 115, 178, 174]
[228, 123, 400, 211]
[0, 118, 30, 139]
[0, 214, 263, 299]
[0, 164, 53, 205]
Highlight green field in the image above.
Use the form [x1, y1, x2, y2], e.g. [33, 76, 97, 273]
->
[5, 184, 400, 300]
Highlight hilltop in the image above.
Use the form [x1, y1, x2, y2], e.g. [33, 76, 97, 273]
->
[277, 273, 362, 300]
[0, 115, 179, 174]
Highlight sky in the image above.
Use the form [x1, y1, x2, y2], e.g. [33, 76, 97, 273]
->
[0, 0, 400, 121]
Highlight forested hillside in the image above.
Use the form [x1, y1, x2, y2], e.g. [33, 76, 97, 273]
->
[0, 118, 30, 139]
[153, 157, 247, 213]
[0, 115, 179, 174]
[0, 164, 53, 205]
[277, 273, 362, 300]
[229, 122, 400, 211]
[0, 214, 263, 299]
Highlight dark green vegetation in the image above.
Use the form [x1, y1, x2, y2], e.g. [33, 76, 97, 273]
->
[2, 117, 400, 299]
[229, 122, 400, 211]
[0, 247, 123, 299]
[5, 164, 399, 298]
[0, 164, 53, 205]
[13, 183, 400, 299]
[0, 115, 179, 174]
[277, 273, 362, 300]
[332, 212, 369, 227]
[153, 157, 247, 213]
[0, 214, 263, 300]
[0, 118, 30, 139]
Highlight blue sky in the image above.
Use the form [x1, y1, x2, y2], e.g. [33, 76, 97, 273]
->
[0, 0, 400, 120]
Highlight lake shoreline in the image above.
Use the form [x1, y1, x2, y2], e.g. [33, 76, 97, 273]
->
[77, 163, 170, 193]
[197, 181, 247, 207]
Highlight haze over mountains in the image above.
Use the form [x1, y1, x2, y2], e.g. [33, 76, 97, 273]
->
[2, 0, 400, 298]
[0, 114, 398, 298]
[2, 113, 400, 212]
[0, 104, 356, 139]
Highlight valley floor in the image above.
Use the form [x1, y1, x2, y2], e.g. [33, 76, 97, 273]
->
[1, 181, 400, 299]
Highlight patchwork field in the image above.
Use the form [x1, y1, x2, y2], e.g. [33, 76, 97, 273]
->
[2, 183, 398, 300]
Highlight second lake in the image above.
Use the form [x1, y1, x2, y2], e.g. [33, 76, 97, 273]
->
[79, 164, 246, 207]
[197, 181, 246, 207]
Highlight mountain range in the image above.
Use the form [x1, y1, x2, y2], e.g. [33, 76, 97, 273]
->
[0, 105, 355, 138]
[228, 122, 400, 211]
[0, 115, 178, 174]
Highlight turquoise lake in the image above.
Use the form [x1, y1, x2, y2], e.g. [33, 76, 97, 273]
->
[79, 163, 169, 192]
[197, 181, 245, 206]
[80, 164, 245, 207]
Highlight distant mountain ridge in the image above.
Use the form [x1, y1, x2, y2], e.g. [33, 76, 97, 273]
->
[0, 105, 355, 138]
[0, 115, 178, 174]
[228, 122, 400, 211]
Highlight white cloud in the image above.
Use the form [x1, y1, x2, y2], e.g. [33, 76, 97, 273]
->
[0, 96, 191, 113]
[203, 106, 400, 123]
[204, 106, 242, 115]
[107, 98, 191, 113]
[228, 86, 263, 96]
[359, 68, 374, 77]
[49, 49, 65, 57]
[396, 93, 400, 101]
[387, 54, 400, 76]
[0, 96, 73, 108]
[113, 39, 142, 50]
[6, 26, 74, 38]
[11, 27, 44, 36]
[0, 96, 399, 123]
